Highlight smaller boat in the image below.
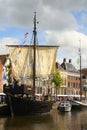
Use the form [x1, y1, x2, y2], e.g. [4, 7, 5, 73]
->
[69, 99, 87, 110]
[57, 100, 72, 112]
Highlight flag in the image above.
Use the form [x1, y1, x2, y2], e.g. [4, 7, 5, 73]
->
[16, 46, 22, 54]
[24, 32, 29, 38]
[77, 57, 80, 65]
[2, 68, 7, 85]
[3, 69, 6, 81]
[15, 32, 29, 55]
[18, 47, 22, 53]
[78, 48, 81, 56]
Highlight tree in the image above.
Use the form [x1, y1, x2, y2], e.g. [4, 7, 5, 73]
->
[4, 56, 12, 84]
[52, 69, 63, 100]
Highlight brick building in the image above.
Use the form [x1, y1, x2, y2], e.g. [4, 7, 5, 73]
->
[61, 58, 80, 95]
[81, 68, 87, 97]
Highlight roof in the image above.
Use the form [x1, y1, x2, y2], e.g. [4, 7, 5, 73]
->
[61, 62, 79, 73]
[65, 63, 79, 72]
[56, 62, 65, 71]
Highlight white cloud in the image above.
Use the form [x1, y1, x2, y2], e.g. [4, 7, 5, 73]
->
[0, 0, 82, 29]
[0, 0, 87, 69]
[45, 30, 87, 68]
[0, 38, 19, 55]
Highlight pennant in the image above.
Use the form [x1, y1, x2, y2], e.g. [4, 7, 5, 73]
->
[77, 58, 80, 65]
[78, 48, 81, 56]
[3, 69, 6, 81]
[24, 32, 29, 38]
[16, 46, 22, 54]
[18, 47, 22, 53]
[15, 32, 29, 55]
[14, 59, 17, 65]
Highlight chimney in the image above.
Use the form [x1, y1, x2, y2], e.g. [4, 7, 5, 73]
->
[69, 59, 72, 63]
[63, 58, 66, 63]
[56, 62, 58, 68]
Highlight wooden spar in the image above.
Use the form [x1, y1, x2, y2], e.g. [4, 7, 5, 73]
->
[79, 40, 82, 101]
[33, 12, 37, 98]
[8, 94, 14, 117]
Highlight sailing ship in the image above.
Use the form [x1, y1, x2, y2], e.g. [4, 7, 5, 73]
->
[2, 12, 59, 116]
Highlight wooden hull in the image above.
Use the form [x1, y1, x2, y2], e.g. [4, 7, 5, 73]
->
[3, 85, 53, 116]
[6, 94, 53, 116]
[0, 104, 10, 116]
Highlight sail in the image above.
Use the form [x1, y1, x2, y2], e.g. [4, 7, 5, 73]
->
[7, 45, 58, 80]
[36, 46, 58, 76]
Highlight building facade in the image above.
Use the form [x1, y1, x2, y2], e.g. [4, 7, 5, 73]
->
[81, 68, 87, 97]
[55, 62, 68, 95]
[61, 58, 80, 96]
[0, 54, 86, 99]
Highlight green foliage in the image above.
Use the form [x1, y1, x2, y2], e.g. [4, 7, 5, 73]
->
[6, 68, 12, 84]
[5, 57, 12, 85]
[52, 69, 63, 89]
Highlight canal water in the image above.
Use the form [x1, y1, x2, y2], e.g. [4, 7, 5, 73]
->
[0, 108, 87, 130]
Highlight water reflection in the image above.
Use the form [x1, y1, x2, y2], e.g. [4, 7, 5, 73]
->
[81, 124, 87, 130]
[3, 114, 54, 130]
[0, 109, 87, 130]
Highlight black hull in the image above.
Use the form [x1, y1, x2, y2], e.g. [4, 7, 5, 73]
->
[0, 105, 10, 116]
[6, 94, 53, 116]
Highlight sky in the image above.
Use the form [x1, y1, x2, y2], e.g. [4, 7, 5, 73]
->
[0, 0, 87, 69]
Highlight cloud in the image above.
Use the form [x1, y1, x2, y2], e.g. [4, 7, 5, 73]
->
[0, 0, 86, 31]
[0, 0, 87, 68]
[0, 37, 19, 55]
[0, 0, 82, 29]
[45, 30, 87, 68]
[43, 0, 87, 11]
[0, 0, 42, 27]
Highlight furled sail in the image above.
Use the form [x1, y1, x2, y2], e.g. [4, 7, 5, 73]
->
[7, 45, 58, 81]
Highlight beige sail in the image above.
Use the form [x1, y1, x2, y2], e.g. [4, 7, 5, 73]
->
[7, 45, 58, 81]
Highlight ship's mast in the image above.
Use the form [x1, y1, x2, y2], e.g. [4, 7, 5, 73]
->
[79, 40, 82, 101]
[33, 12, 37, 98]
